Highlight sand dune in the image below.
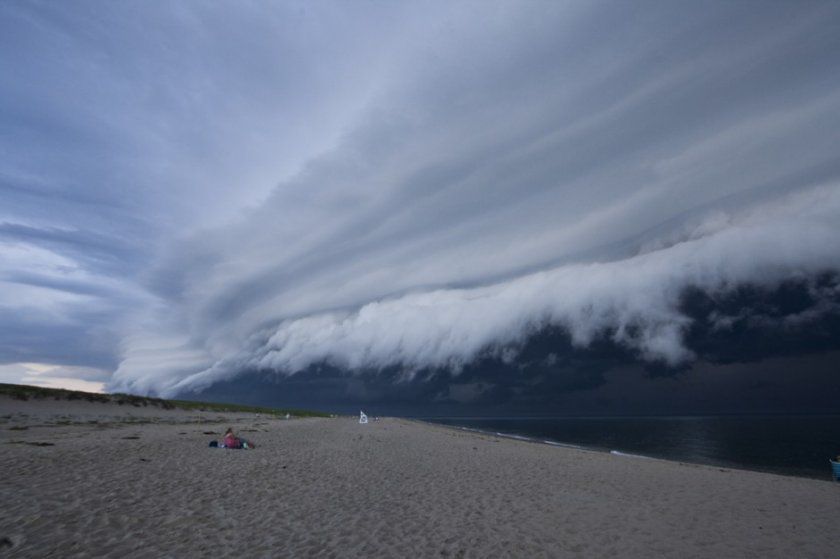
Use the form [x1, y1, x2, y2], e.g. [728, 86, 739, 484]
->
[2, 398, 838, 557]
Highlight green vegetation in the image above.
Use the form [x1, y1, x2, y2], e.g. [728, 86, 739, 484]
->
[0, 383, 329, 418]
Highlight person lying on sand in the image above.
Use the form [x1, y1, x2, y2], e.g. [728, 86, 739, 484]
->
[222, 427, 255, 449]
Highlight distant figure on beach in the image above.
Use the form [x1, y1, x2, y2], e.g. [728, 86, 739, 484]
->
[359, 411, 368, 424]
[223, 427, 255, 449]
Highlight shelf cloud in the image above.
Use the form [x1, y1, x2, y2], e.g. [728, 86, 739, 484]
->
[2, 2, 839, 402]
[113, 185, 840, 396]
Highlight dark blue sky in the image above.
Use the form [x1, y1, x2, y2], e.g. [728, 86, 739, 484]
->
[1, 2, 839, 413]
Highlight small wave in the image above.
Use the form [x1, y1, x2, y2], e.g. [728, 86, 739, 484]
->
[496, 432, 532, 442]
[542, 440, 584, 450]
[610, 450, 653, 459]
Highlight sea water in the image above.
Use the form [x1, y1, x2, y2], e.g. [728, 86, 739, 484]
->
[423, 415, 840, 480]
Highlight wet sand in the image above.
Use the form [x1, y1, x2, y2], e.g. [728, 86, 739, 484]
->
[2, 397, 838, 558]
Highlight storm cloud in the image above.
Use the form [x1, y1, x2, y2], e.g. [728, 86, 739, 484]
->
[2, 2, 839, 404]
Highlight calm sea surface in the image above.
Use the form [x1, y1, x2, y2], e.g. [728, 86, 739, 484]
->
[423, 415, 840, 480]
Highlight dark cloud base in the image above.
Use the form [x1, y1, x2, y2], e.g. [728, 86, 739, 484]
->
[181, 274, 840, 416]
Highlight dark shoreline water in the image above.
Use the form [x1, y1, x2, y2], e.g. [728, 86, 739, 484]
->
[420, 415, 840, 480]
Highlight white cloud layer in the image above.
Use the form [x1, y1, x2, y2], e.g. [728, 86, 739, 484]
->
[2, 3, 840, 396]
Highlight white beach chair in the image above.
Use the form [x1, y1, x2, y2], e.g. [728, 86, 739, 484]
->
[359, 411, 368, 424]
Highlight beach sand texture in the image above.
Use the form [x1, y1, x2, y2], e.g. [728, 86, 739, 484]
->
[2, 398, 838, 558]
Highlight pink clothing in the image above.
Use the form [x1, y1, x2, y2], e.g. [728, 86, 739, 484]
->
[223, 433, 240, 448]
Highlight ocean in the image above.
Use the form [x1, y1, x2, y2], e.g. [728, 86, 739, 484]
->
[423, 415, 840, 480]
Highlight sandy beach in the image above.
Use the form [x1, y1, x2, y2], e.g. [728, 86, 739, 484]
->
[2, 397, 838, 558]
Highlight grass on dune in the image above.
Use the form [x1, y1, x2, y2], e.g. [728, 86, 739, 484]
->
[0, 383, 329, 418]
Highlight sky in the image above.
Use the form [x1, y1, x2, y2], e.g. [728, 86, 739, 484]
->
[1, 1, 839, 414]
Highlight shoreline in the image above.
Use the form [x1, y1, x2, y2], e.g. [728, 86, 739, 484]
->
[415, 416, 839, 482]
[411, 418, 838, 484]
